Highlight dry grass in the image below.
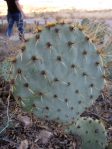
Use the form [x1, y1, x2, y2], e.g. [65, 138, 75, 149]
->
[70, 9, 112, 19]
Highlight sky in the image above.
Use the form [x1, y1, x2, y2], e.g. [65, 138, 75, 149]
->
[0, 0, 112, 10]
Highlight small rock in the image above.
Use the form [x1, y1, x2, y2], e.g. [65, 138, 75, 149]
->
[38, 130, 53, 144]
[18, 115, 32, 128]
[18, 140, 28, 149]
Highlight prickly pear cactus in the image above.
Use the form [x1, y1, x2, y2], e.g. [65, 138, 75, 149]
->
[80, 19, 111, 44]
[8, 24, 105, 123]
[66, 117, 107, 149]
[81, 18, 90, 26]
[102, 39, 112, 65]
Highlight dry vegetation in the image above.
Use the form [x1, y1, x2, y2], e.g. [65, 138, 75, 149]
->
[25, 8, 112, 20]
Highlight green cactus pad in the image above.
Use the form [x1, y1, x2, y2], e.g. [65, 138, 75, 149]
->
[66, 117, 107, 149]
[9, 24, 105, 123]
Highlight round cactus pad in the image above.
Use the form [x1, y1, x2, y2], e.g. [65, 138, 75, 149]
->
[66, 117, 107, 149]
[11, 24, 105, 123]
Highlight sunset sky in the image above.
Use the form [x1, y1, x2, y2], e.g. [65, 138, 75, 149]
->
[0, 0, 112, 10]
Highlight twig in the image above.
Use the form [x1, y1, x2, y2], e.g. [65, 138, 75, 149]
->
[0, 91, 11, 134]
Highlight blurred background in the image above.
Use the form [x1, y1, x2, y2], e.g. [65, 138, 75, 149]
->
[0, 0, 112, 15]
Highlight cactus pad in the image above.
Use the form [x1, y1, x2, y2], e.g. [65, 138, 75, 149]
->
[8, 24, 105, 123]
[66, 117, 107, 149]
